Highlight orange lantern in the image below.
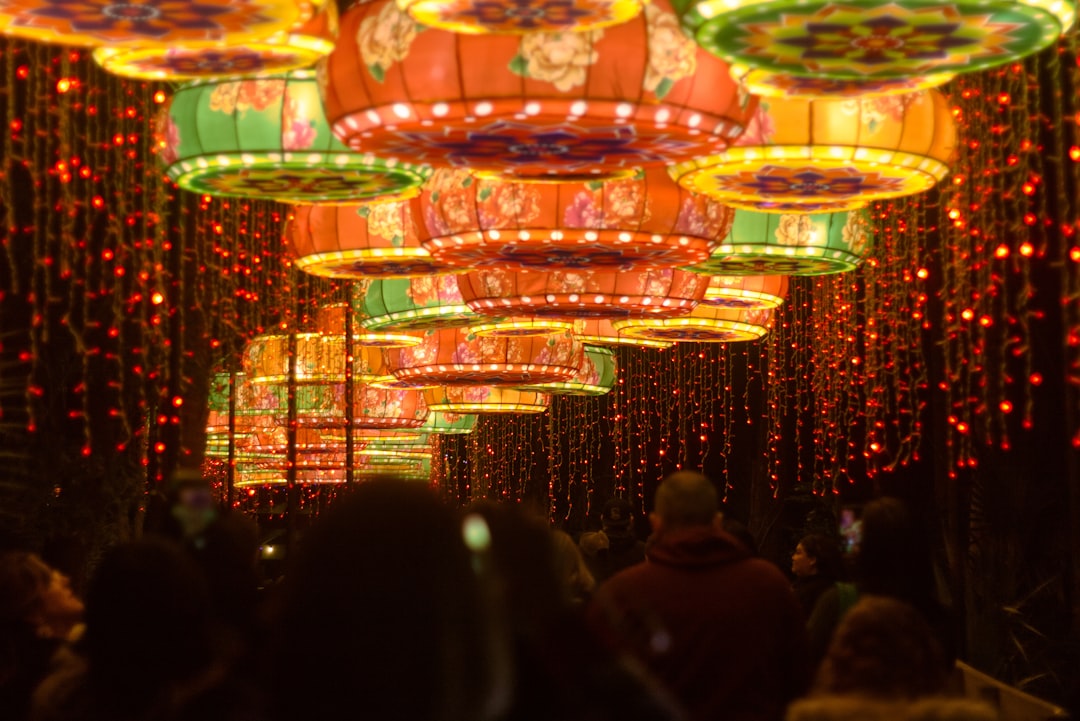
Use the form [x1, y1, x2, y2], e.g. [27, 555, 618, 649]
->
[417, 168, 734, 271]
[611, 305, 774, 342]
[287, 202, 461, 279]
[351, 383, 429, 429]
[360, 276, 486, 331]
[386, 328, 584, 385]
[423, 386, 551, 413]
[457, 267, 709, 319]
[314, 301, 421, 348]
[396, 0, 647, 34]
[320, 0, 755, 181]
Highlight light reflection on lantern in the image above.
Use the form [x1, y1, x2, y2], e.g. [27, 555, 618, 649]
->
[386, 328, 584, 385]
[416, 168, 734, 271]
[516, 345, 617, 396]
[321, 0, 755, 181]
[611, 305, 774, 342]
[675, 0, 1075, 81]
[160, 71, 430, 203]
[396, 0, 647, 34]
[423, 386, 551, 413]
[669, 91, 957, 213]
[684, 209, 871, 276]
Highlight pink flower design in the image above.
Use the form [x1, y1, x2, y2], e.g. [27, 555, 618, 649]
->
[563, 190, 603, 228]
[282, 91, 317, 150]
[674, 195, 733, 239]
[477, 182, 542, 229]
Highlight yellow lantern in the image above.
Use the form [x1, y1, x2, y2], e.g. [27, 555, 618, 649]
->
[611, 305, 773, 342]
[395, 0, 647, 34]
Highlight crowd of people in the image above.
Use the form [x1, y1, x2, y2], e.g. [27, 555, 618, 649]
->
[1, 471, 993, 721]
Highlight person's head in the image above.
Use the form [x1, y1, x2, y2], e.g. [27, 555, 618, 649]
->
[0, 551, 83, 639]
[650, 471, 720, 533]
[813, 595, 949, 699]
[855, 497, 935, 603]
[167, 470, 217, 540]
[792, 533, 844, 580]
[600, 498, 634, 535]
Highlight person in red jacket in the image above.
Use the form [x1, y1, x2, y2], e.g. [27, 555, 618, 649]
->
[587, 471, 811, 721]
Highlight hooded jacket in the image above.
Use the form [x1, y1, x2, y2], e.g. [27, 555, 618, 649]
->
[588, 526, 811, 721]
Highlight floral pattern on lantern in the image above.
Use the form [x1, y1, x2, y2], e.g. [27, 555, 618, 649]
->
[418, 410, 478, 434]
[611, 305, 774, 342]
[386, 328, 584, 385]
[0, 0, 299, 47]
[684, 209, 870, 275]
[516, 344, 617, 395]
[288, 202, 460, 279]
[417, 168, 733, 271]
[668, 91, 957, 213]
[396, 0, 646, 34]
[320, 0, 755, 181]
[457, 267, 709, 319]
[360, 276, 487, 331]
[161, 71, 430, 203]
[351, 383, 429, 429]
[92, 0, 338, 79]
[672, 0, 1075, 81]
[699, 274, 788, 309]
[423, 386, 551, 413]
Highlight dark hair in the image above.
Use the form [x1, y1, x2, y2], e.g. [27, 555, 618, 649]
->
[654, 471, 718, 528]
[0, 552, 53, 627]
[798, 533, 844, 580]
[814, 595, 949, 699]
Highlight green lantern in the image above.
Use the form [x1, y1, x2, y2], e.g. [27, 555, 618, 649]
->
[359, 276, 484, 332]
[516, 346, 617, 397]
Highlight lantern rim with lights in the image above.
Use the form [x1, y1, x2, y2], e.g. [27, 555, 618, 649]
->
[396, 0, 647, 34]
[314, 302, 423, 348]
[467, 318, 578, 338]
[419, 410, 478, 434]
[685, 209, 870, 276]
[673, 0, 1075, 79]
[161, 70, 430, 204]
[516, 345, 617, 396]
[360, 276, 489, 332]
[321, 0, 756, 182]
[699, 274, 788, 310]
[416, 168, 734, 272]
[423, 386, 552, 413]
[668, 91, 957, 213]
[728, 63, 955, 100]
[572, 319, 673, 348]
[457, 267, 710, 320]
[288, 202, 464, 280]
[386, 328, 585, 386]
[611, 305, 774, 342]
[0, 0, 301, 48]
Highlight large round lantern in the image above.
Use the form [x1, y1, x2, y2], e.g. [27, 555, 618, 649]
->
[573, 319, 673, 348]
[419, 410, 478, 434]
[517, 345, 617, 396]
[314, 301, 421, 348]
[457, 267, 709, 319]
[386, 328, 584, 385]
[93, 0, 338, 80]
[396, 0, 647, 34]
[417, 168, 734, 271]
[320, 0, 755, 181]
[352, 384, 429, 429]
[244, 332, 346, 384]
[0, 0, 300, 47]
[359, 276, 485, 331]
[684, 209, 871, 276]
[423, 386, 551, 413]
[728, 63, 954, 101]
[160, 71, 430, 203]
[672, 0, 1075, 81]
[611, 305, 774, 342]
[668, 91, 957, 213]
[699, 275, 788, 309]
[287, 202, 460, 279]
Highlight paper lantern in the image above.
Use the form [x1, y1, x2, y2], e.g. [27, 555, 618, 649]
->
[92, 0, 337, 80]
[467, 318, 577, 338]
[517, 345, 617, 395]
[243, 332, 347, 383]
[359, 276, 486, 331]
[396, 0, 647, 34]
[457, 267, 709, 319]
[668, 91, 957, 213]
[386, 328, 584, 385]
[699, 274, 787, 309]
[320, 0, 755, 181]
[419, 410, 478, 434]
[685, 209, 871, 276]
[611, 305, 773, 342]
[351, 384, 429, 429]
[573, 318, 673, 348]
[423, 386, 552, 413]
[0, 0, 299, 47]
[159, 70, 430, 203]
[314, 302, 421, 348]
[417, 168, 734, 271]
[234, 464, 430, 486]
[728, 63, 954, 100]
[287, 202, 461, 279]
[672, 0, 1075, 81]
